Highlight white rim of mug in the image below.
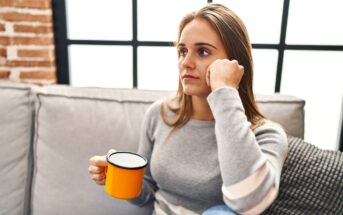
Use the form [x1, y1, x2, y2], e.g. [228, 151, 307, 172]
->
[107, 151, 148, 169]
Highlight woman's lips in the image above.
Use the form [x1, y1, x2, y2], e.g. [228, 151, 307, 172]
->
[182, 74, 200, 80]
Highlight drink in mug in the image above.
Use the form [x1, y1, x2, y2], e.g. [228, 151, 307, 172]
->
[105, 151, 148, 199]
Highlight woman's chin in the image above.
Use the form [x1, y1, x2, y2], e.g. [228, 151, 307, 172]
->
[182, 90, 193, 96]
[182, 87, 211, 97]
[181, 86, 194, 96]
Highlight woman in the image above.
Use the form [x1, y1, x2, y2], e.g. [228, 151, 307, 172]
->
[89, 3, 288, 215]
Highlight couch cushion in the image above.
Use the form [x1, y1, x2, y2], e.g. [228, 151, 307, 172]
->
[0, 82, 35, 215]
[31, 86, 172, 215]
[263, 135, 343, 214]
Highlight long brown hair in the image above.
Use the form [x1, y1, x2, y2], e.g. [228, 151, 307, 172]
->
[161, 3, 265, 130]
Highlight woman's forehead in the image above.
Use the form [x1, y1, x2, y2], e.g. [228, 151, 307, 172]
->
[179, 18, 222, 46]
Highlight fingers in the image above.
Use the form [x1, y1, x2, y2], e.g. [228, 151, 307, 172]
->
[89, 168, 106, 180]
[89, 154, 107, 186]
[237, 65, 244, 90]
[228, 59, 244, 68]
[95, 179, 106, 186]
[89, 149, 117, 186]
[239, 65, 244, 73]
[88, 166, 106, 185]
[88, 164, 103, 174]
[91, 172, 106, 186]
[89, 155, 107, 167]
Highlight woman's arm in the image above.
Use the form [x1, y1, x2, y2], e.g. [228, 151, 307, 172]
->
[207, 87, 288, 215]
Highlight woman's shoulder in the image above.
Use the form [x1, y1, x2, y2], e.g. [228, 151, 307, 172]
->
[146, 96, 178, 115]
[145, 99, 164, 117]
[143, 98, 176, 131]
[148, 98, 164, 109]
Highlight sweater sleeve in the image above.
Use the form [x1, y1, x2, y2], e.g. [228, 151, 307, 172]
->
[128, 101, 159, 206]
[207, 87, 288, 214]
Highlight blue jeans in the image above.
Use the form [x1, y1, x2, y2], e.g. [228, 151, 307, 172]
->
[202, 205, 238, 215]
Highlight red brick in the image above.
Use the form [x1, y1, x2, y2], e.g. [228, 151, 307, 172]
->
[0, 48, 6, 57]
[0, 12, 52, 23]
[12, 36, 54, 45]
[0, 71, 10, 79]
[6, 60, 55, 67]
[17, 49, 54, 58]
[14, 24, 53, 34]
[20, 71, 56, 79]
[1, 36, 53, 45]
[0, 0, 51, 9]
[0, 36, 10, 45]
[0, 23, 5, 31]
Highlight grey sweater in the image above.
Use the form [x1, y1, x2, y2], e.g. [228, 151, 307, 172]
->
[130, 87, 288, 215]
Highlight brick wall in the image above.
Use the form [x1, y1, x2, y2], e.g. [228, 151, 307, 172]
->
[0, 0, 56, 85]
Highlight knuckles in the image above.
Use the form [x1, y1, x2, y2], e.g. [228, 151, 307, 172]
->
[210, 58, 242, 69]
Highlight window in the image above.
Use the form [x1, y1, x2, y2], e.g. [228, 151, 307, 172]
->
[53, 0, 343, 150]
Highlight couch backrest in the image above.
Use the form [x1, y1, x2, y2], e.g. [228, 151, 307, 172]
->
[255, 93, 305, 138]
[0, 83, 305, 215]
[0, 82, 35, 215]
[30, 85, 305, 215]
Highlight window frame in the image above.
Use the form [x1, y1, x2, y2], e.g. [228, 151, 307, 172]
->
[52, 0, 343, 151]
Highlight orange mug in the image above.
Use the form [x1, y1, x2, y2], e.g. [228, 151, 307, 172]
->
[105, 151, 148, 200]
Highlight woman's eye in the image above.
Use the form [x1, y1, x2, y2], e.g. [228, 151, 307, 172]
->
[178, 48, 187, 57]
[198, 48, 209, 56]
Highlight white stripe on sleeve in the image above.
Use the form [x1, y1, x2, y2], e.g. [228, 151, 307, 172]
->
[222, 163, 270, 200]
[241, 186, 278, 215]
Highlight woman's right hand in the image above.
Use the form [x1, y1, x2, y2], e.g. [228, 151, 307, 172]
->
[88, 149, 116, 185]
[206, 59, 244, 91]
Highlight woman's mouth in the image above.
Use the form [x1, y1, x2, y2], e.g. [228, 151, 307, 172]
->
[182, 74, 200, 80]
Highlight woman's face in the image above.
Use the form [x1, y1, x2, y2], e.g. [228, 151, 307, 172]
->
[178, 18, 228, 97]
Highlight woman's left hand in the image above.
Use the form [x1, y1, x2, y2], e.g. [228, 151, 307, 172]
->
[206, 59, 244, 91]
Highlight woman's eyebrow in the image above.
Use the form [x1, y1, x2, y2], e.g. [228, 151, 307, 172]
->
[177, 42, 217, 50]
[195, 42, 217, 49]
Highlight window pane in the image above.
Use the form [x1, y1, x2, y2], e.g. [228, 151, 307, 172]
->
[69, 45, 132, 88]
[287, 0, 343, 45]
[252, 49, 278, 94]
[214, 0, 284, 44]
[66, 0, 132, 40]
[138, 0, 206, 41]
[138, 46, 178, 91]
[281, 50, 343, 150]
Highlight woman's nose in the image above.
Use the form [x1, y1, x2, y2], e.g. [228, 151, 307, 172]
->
[181, 53, 195, 69]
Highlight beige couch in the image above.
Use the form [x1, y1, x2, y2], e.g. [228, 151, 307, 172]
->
[1, 81, 342, 215]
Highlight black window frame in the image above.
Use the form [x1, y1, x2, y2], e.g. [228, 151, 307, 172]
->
[52, 0, 343, 151]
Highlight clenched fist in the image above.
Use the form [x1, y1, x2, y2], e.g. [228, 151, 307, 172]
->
[206, 59, 244, 91]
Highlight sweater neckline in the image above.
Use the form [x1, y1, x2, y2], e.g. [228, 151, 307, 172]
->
[187, 118, 215, 127]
